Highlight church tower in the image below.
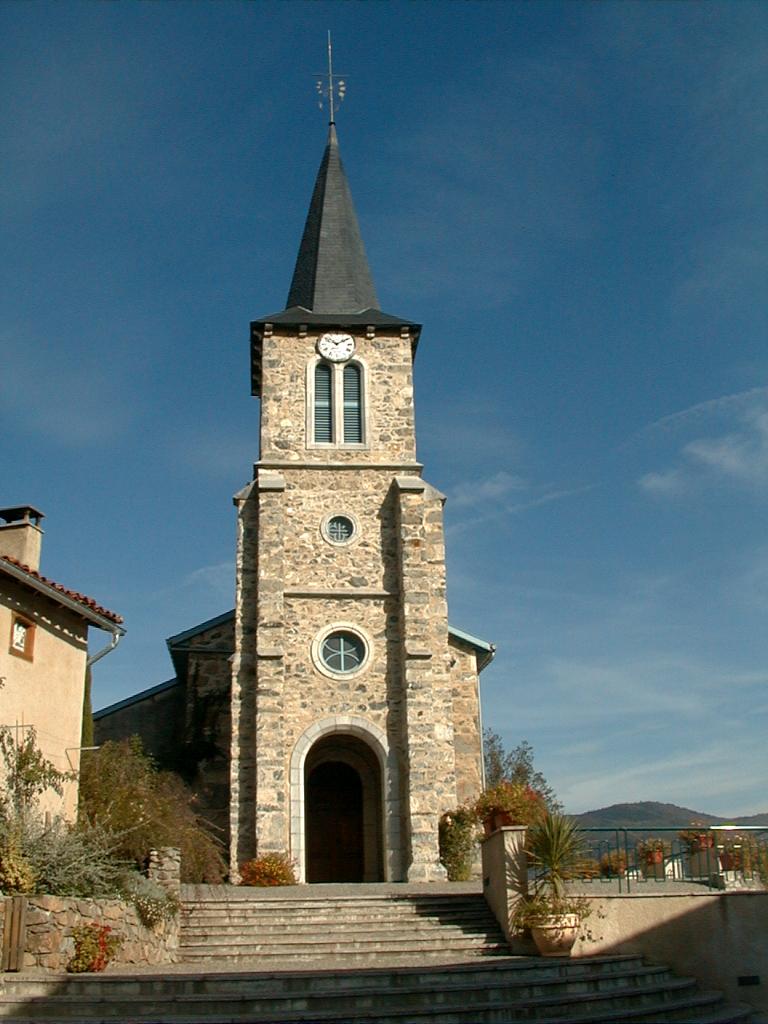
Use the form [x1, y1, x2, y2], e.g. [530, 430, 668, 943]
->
[230, 117, 493, 884]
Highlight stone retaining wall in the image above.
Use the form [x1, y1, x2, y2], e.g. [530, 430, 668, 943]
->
[22, 895, 178, 971]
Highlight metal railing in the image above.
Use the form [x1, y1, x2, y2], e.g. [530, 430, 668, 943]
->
[569, 826, 768, 894]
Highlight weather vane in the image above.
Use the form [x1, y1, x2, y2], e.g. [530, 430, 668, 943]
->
[316, 31, 346, 125]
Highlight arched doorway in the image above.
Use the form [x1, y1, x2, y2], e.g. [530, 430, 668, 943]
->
[304, 734, 383, 883]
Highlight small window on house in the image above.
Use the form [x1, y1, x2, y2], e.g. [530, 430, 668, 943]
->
[314, 362, 333, 443]
[9, 615, 35, 661]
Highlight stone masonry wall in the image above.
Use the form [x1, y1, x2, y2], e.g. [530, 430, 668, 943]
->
[395, 477, 456, 881]
[259, 329, 417, 465]
[449, 639, 484, 805]
[21, 896, 177, 971]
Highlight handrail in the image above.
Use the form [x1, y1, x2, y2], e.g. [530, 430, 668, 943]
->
[572, 825, 768, 894]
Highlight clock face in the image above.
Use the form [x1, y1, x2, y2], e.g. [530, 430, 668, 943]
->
[317, 332, 355, 362]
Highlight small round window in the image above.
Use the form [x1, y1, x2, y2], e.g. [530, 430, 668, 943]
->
[328, 515, 354, 542]
[321, 512, 358, 546]
[320, 631, 366, 674]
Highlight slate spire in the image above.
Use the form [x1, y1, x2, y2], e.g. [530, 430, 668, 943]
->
[286, 124, 379, 314]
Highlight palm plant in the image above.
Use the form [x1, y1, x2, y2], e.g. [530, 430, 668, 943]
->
[513, 812, 590, 930]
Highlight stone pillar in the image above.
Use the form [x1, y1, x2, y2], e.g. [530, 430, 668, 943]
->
[230, 481, 258, 876]
[148, 847, 181, 898]
[252, 471, 287, 856]
[481, 826, 528, 944]
[395, 476, 456, 882]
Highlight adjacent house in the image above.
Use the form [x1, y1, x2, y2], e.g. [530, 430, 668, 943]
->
[0, 505, 124, 821]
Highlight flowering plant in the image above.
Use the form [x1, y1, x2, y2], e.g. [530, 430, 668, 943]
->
[637, 838, 666, 860]
[473, 782, 546, 827]
[66, 923, 121, 973]
[678, 824, 714, 850]
[239, 852, 297, 887]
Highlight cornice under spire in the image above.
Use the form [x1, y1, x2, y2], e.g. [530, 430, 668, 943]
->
[285, 125, 379, 315]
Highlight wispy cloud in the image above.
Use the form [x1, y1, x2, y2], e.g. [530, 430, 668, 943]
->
[642, 386, 768, 436]
[637, 469, 686, 496]
[446, 484, 593, 537]
[183, 561, 234, 602]
[450, 470, 527, 509]
[637, 388, 768, 496]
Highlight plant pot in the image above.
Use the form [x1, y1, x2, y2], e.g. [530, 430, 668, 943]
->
[687, 835, 714, 851]
[685, 849, 717, 878]
[641, 854, 665, 880]
[530, 914, 580, 957]
[719, 851, 741, 871]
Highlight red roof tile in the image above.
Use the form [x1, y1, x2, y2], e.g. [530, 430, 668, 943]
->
[0, 555, 124, 625]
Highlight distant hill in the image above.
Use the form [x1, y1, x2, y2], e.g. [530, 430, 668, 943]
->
[572, 801, 768, 831]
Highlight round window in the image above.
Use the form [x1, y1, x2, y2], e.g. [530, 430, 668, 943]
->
[321, 512, 359, 546]
[327, 515, 354, 543]
[320, 631, 366, 674]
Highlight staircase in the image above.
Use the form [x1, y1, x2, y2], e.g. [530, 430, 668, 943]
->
[0, 884, 756, 1023]
[179, 885, 508, 963]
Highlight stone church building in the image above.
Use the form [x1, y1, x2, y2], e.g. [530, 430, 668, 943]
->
[95, 123, 495, 883]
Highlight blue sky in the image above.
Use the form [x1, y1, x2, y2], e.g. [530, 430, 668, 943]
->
[1, 1, 766, 816]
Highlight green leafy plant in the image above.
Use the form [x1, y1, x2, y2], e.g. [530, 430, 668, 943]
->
[513, 812, 591, 932]
[439, 805, 477, 881]
[239, 852, 297, 886]
[0, 726, 69, 819]
[66, 923, 121, 973]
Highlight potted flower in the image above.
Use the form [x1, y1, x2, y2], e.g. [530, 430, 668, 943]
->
[718, 835, 746, 873]
[599, 850, 627, 878]
[637, 838, 666, 880]
[679, 824, 716, 878]
[512, 812, 591, 957]
[678, 825, 714, 851]
[474, 782, 546, 837]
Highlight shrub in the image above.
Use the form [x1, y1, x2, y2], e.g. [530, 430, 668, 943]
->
[0, 830, 37, 894]
[474, 781, 546, 827]
[66, 923, 121, 973]
[119, 872, 179, 928]
[599, 850, 627, 877]
[24, 820, 125, 897]
[439, 805, 477, 881]
[239, 852, 297, 886]
[79, 738, 227, 883]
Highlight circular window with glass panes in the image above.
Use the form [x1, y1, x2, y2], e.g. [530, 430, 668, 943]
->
[311, 624, 371, 679]
[321, 512, 358, 546]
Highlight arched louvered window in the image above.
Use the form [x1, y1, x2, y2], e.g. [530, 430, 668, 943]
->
[343, 363, 363, 443]
[314, 362, 333, 443]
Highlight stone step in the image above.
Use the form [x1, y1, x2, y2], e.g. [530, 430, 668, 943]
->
[180, 917, 495, 933]
[0, 963, 749, 1023]
[180, 917, 501, 937]
[178, 940, 510, 961]
[180, 901, 492, 918]
[0, 955, 652, 998]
